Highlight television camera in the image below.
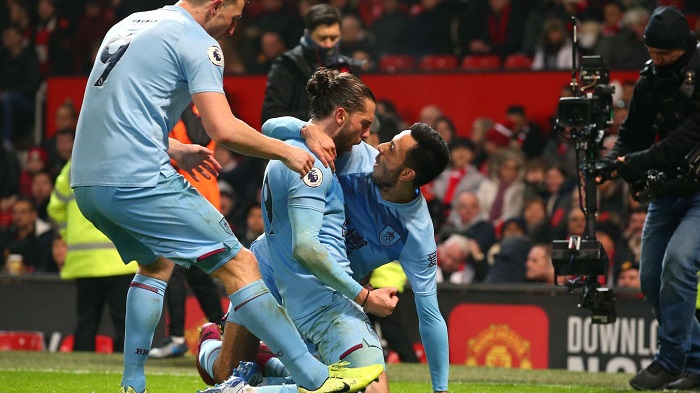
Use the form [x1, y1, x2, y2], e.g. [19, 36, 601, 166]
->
[552, 18, 616, 325]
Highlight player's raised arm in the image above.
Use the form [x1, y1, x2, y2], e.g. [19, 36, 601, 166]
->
[192, 91, 315, 177]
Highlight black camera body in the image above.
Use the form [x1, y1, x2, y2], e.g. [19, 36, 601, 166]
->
[557, 56, 615, 135]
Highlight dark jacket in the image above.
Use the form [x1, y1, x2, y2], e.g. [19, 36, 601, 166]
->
[261, 44, 359, 125]
[609, 44, 700, 181]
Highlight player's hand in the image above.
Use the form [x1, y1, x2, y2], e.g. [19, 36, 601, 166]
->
[170, 143, 221, 182]
[301, 123, 336, 172]
[282, 145, 316, 178]
[363, 287, 399, 317]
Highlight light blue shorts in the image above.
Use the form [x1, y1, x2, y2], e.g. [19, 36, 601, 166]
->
[73, 171, 241, 273]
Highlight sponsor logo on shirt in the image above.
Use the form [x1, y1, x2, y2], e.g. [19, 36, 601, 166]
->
[302, 167, 323, 188]
[346, 228, 368, 254]
[208, 46, 223, 67]
[379, 225, 401, 246]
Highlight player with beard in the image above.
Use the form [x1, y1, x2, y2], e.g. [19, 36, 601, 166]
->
[197, 120, 451, 393]
[197, 69, 397, 393]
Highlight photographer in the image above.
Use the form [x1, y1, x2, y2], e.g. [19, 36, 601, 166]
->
[598, 6, 700, 390]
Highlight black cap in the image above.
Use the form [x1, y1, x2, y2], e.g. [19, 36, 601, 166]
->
[644, 6, 694, 50]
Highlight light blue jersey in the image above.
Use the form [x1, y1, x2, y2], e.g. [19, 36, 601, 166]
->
[71, 6, 225, 187]
[264, 117, 450, 392]
[259, 139, 362, 321]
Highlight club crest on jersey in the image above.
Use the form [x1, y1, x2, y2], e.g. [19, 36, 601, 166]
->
[219, 217, 233, 235]
[208, 46, 223, 67]
[303, 167, 323, 188]
[379, 225, 401, 246]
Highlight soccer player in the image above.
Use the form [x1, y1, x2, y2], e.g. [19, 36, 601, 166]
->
[198, 69, 398, 393]
[69, 1, 382, 392]
[199, 120, 451, 393]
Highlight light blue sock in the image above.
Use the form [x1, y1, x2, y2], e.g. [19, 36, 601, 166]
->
[199, 338, 222, 382]
[228, 280, 327, 390]
[121, 274, 167, 393]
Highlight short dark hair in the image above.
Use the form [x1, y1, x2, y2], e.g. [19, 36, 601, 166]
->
[404, 122, 450, 188]
[304, 3, 341, 32]
[306, 68, 375, 119]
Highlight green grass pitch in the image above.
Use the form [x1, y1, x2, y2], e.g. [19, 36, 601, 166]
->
[0, 351, 645, 392]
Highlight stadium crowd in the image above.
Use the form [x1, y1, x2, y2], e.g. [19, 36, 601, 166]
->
[3, 0, 689, 287]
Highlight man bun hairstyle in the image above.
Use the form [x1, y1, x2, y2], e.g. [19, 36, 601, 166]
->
[405, 122, 451, 188]
[304, 3, 341, 32]
[306, 68, 375, 119]
[644, 6, 696, 50]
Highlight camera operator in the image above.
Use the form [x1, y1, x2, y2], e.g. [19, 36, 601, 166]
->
[597, 6, 700, 391]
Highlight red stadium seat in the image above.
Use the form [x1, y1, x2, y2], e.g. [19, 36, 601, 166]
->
[379, 55, 417, 73]
[503, 53, 533, 70]
[419, 55, 458, 71]
[0, 331, 44, 351]
[460, 55, 501, 70]
[59, 334, 114, 353]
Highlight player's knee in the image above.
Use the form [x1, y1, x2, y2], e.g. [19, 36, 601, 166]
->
[341, 344, 386, 370]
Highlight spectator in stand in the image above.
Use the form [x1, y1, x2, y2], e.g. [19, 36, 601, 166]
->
[483, 218, 532, 283]
[7, 2, 33, 47]
[523, 157, 549, 201]
[457, 0, 527, 59]
[45, 128, 75, 179]
[30, 170, 53, 222]
[595, 5, 650, 70]
[371, 0, 411, 57]
[0, 196, 57, 273]
[433, 116, 456, 147]
[523, 197, 553, 243]
[436, 234, 472, 284]
[246, 31, 287, 74]
[48, 159, 137, 352]
[233, 203, 265, 248]
[531, 17, 574, 70]
[524, 243, 555, 284]
[0, 146, 20, 229]
[520, 0, 576, 57]
[34, 0, 74, 76]
[407, 0, 454, 57]
[565, 207, 586, 239]
[476, 147, 526, 227]
[545, 164, 574, 239]
[248, 0, 300, 51]
[438, 191, 497, 259]
[617, 261, 641, 289]
[433, 138, 485, 219]
[418, 104, 443, 128]
[542, 125, 578, 177]
[339, 14, 377, 69]
[470, 117, 494, 169]
[0, 24, 40, 151]
[504, 105, 546, 160]
[19, 147, 49, 198]
[597, 174, 629, 226]
[261, 3, 360, 124]
[72, 1, 113, 74]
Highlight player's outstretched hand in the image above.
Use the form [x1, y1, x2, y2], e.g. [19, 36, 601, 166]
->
[169, 139, 222, 182]
[282, 145, 316, 178]
[301, 122, 336, 172]
[363, 287, 399, 317]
